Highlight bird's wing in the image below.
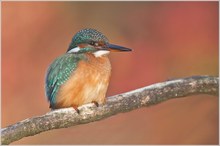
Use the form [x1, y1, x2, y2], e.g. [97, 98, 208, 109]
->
[45, 53, 85, 108]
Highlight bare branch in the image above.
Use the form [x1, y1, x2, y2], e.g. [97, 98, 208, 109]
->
[1, 76, 218, 145]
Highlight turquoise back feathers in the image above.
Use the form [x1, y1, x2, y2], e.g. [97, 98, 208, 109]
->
[45, 53, 86, 108]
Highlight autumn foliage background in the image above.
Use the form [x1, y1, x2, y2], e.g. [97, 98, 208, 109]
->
[2, 2, 218, 144]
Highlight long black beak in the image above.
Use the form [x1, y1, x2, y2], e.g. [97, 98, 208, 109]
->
[107, 44, 132, 52]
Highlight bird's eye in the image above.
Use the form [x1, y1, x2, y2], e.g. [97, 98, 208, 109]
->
[90, 41, 99, 46]
[90, 41, 95, 45]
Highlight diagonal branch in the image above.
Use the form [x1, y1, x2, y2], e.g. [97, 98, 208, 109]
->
[1, 76, 218, 145]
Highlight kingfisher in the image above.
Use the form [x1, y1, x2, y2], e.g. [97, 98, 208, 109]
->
[45, 28, 131, 112]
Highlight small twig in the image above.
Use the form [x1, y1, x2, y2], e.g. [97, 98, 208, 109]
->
[1, 76, 218, 145]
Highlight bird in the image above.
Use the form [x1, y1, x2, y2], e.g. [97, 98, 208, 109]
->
[45, 28, 132, 112]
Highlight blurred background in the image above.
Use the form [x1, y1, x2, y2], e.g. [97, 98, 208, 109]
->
[2, 1, 218, 144]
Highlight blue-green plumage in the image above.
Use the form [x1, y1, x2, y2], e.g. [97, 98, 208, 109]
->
[45, 53, 86, 108]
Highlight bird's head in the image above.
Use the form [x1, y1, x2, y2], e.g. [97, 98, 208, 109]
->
[67, 28, 132, 57]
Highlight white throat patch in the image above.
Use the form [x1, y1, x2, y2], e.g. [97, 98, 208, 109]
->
[93, 50, 110, 57]
[67, 46, 80, 53]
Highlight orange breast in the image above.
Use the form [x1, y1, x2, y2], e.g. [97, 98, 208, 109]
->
[55, 53, 111, 108]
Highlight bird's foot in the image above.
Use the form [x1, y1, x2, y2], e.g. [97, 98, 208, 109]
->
[92, 101, 99, 107]
[72, 105, 80, 114]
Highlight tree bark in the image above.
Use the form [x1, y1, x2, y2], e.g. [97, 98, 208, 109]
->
[1, 76, 218, 145]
